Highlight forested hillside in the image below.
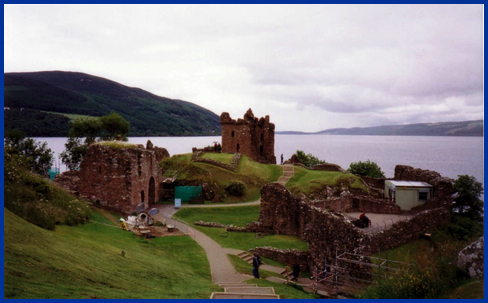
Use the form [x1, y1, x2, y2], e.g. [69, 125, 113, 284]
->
[4, 71, 221, 136]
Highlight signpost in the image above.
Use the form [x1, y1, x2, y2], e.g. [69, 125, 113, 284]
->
[175, 198, 181, 209]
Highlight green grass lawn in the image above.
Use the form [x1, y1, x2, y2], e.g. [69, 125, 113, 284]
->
[4, 208, 217, 299]
[286, 166, 368, 195]
[246, 278, 320, 299]
[174, 206, 308, 251]
[201, 152, 235, 164]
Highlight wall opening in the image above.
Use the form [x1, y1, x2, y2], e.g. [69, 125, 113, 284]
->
[141, 191, 145, 203]
[260, 145, 264, 154]
[231, 131, 235, 138]
[98, 166, 102, 174]
[149, 177, 156, 205]
[138, 153, 142, 176]
[260, 133, 264, 141]
[236, 143, 240, 152]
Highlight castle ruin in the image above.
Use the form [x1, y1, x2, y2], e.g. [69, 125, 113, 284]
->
[220, 108, 276, 164]
[54, 141, 169, 214]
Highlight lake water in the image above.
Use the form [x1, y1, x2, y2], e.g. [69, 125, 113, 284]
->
[37, 135, 484, 187]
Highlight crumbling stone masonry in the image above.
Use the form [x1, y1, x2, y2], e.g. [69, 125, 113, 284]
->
[54, 140, 169, 214]
[256, 183, 451, 276]
[220, 108, 276, 164]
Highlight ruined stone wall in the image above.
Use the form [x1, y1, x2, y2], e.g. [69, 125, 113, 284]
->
[312, 163, 346, 173]
[250, 247, 310, 271]
[369, 208, 451, 252]
[259, 183, 370, 271]
[311, 195, 401, 214]
[55, 141, 168, 214]
[191, 152, 241, 172]
[220, 109, 276, 164]
[360, 176, 386, 190]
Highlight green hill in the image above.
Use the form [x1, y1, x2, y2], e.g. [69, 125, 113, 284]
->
[4, 71, 221, 136]
[3, 208, 217, 299]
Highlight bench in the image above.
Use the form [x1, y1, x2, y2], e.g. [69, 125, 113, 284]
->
[189, 196, 204, 204]
[167, 225, 175, 232]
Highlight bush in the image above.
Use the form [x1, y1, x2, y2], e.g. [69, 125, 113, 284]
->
[226, 181, 246, 196]
[448, 215, 483, 241]
[347, 160, 385, 178]
[452, 175, 484, 223]
[295, 150, 326, 168]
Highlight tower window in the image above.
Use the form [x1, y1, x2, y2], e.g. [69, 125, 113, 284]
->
[236, 144, 240, 152]
[231, 131, 235, 138]
[260, 133, 264, 141]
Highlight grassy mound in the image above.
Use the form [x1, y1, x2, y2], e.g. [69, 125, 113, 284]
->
[4, 151, 91, 230]
[201, 152, 234, 164]
[160, 154, 282, 203]
[4, 208, 217, 299]
[174, 206, 308, 251]
[286, 166, 368, 196]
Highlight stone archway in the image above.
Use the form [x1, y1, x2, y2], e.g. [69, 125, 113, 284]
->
[148, 176, 156, 205]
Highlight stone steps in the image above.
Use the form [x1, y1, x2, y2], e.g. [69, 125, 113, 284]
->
[225, 287, 275, 294]
[236, 251, 265, 265]
[210, 293, 280, 299]
[211, 283, 279, 299]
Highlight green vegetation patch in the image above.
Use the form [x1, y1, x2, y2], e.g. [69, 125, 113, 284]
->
[357, 225, 479, 299]
[201, 152, 234, 164]
[97, 141, 138, 149]
[286, 166, 368, 196]
[174, 206, 308, 251]
[160, 155, 282, 203]
[4, 208, 217, 299]
[175, 205, 260, 227]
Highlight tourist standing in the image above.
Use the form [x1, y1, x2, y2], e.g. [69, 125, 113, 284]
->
[214, 143, 217, 153]
[281, 154, 284, 165]
[252, 253, 262, 279]
[217, 143, 222, 153]
[292, 261, 300, 281]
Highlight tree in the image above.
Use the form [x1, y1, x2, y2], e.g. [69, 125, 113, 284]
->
[452, 175, 484, 222]
[296, 150, 326, 168]
[4, 129, 54, 176]
[61, 112, 130, 170]
[347, 160, 385, 178]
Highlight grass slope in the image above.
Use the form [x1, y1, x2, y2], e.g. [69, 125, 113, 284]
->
[4, 209, 217, 299]
[174, 206, 308, 251]
[286, 166, 368, 196]
[4, 71, 221, 136]
[160, 154, 282, 203]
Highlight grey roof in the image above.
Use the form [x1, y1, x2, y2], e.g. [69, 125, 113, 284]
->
[388, 180, 432, 188]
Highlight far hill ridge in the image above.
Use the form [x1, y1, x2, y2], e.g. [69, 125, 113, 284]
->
[4, 71, 221, 136]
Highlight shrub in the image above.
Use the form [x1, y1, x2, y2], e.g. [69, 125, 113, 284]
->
[448, 215, 483, 241]
[347, 160, 385, 178]
[452, 175, 484, 223]
[226, 181, 246, 196]
[295, 150, 326, 168]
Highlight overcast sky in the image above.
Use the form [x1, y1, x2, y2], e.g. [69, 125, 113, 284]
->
[4, 4, 484, 132]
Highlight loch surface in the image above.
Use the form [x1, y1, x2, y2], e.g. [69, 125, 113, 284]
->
[37, 135, 483, 186]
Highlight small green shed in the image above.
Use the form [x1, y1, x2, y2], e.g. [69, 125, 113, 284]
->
[384, 180, 433, 211]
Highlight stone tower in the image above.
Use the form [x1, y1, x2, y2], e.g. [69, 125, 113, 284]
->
[220, 108, 276, 164]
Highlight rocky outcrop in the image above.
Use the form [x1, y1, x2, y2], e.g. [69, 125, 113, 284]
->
[192, 152, 241, 172]
[284, 154, 302, 165]
[456, 237, 484, 279]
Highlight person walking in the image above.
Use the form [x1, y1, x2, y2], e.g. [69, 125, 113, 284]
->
[280, 154, 284, 165]
[252, 253, 262, 279]
[292, 261, 300, 281]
